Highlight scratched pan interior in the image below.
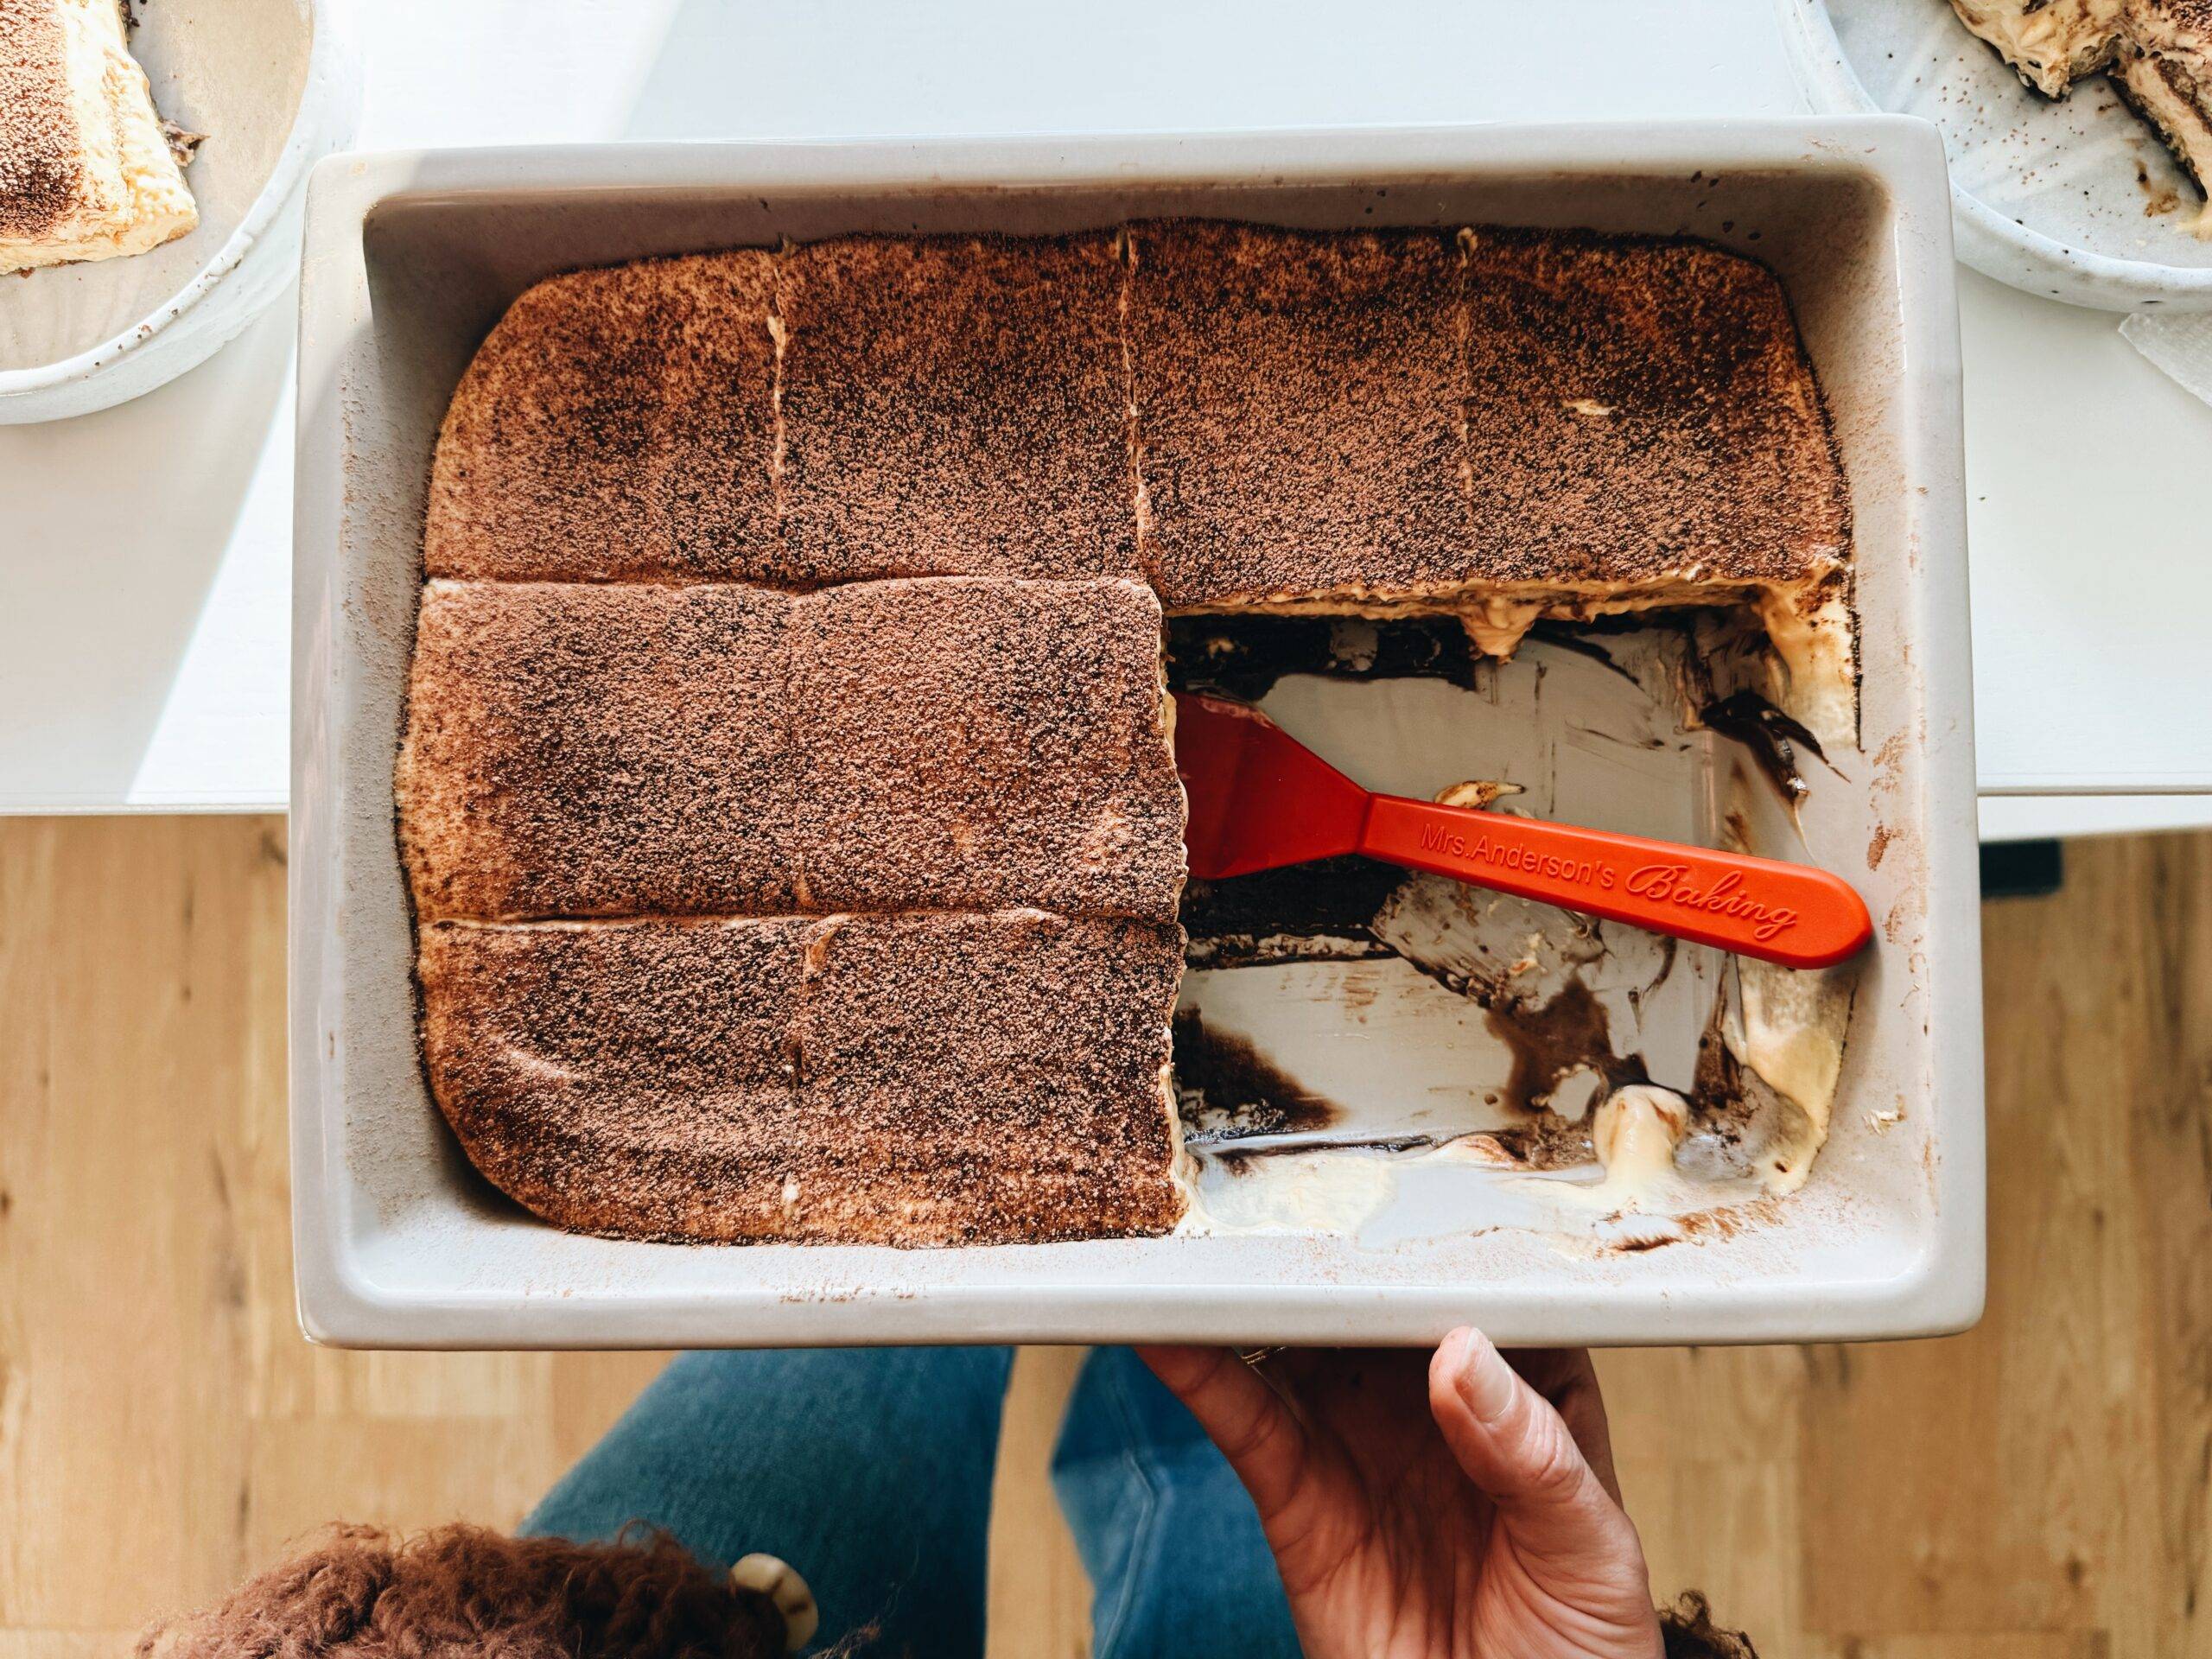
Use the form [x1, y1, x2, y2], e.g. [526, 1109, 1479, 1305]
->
[1166, 618, 1821, 1238]
[291, 123, 1985, 1348]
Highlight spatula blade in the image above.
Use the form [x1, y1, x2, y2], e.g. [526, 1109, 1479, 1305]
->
[1173, 693, 1374, 880]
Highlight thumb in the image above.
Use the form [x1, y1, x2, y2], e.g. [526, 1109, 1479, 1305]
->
[1427, 1328, 1651, 1596]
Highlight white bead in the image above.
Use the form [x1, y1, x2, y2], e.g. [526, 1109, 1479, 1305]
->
[729, 1552, 820, 1652]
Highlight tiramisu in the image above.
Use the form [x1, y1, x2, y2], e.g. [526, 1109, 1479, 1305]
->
[1, 0, 199, 273]
[778, 234, 1138, 581]
[419, 912, 1184, 1244]
[1947, 0, 2131, 94]
[397, 575, 1183, 925]
[404, 220, 1858, 1248]
[425, 252, 779, 582]
[1947, 0, 2212, 230]
[791, 576, 1184, 921]
[1128, 220, 1853, 741]
[2120, 2, 2212, 216]
[397, 580, 798, 922]
[796, 909, 1185, 1242]
[400, 569, 1193, 1243]
[1126, 223, 1470, 611]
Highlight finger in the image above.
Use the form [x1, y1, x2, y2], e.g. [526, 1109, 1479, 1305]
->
[1427, 1329, 1645, 1579]
[1501, 1345, 1591, 1408]
[1510, 1347, 1622, 1504]
[1135, 1345, 1319, 1526]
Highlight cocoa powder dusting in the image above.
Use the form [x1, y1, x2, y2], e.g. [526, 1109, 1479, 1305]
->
[778, 233, 1138, 580]
[0, 0, 88, 243]
[420, 912, 1185, 1245]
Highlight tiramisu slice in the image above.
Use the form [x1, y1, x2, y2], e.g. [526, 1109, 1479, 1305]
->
[791, 575, 1185, 922]
[1946, 0, 2128, 94]
[1128, 219, 1853, 741]
[798, 910, 1185, 1243]
[419, 910, 1185, 1244]
[397, 581, 798, 921]
[1460, 227, 1853, 729]
[1127, 221, 1471, 610]
[2117, 3, 2212, 210]
[1945, 0, 2212, 228]
[1, 0, 198, 273]
[778, 234, 1137, 581]
[398, 574, 1183, 926]
[419, 917, 812, 1242]
[424, 252, 779, 581]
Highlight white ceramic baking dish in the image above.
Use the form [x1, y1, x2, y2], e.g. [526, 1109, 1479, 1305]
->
[291, 122, 1983, 1348]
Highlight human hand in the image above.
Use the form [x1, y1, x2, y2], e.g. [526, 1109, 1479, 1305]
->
[1140, 1330, 1662, 1659]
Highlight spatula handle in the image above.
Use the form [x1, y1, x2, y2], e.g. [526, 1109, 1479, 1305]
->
[1359, 794, 1872, 969]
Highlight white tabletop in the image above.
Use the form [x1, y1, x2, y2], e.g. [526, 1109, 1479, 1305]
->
[4, 0, 2209, 833]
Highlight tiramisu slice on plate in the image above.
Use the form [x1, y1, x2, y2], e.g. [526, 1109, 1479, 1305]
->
[1945, 0, 2212, 223]
[1, 0, 199, 273]
[2117, 3, 2212, 203]
[1944, 0, 2128, 94]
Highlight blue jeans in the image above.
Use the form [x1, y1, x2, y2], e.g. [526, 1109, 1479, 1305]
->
[523, 1346, 1301, 1659]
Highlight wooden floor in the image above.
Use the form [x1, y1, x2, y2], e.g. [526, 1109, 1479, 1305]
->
[1, 816, 2205, 1657]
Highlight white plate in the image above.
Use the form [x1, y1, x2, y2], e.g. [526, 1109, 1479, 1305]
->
[1780, 0, 2212, 310]
[293, 124, 1984, 1350]
[0, 0, 358, 423]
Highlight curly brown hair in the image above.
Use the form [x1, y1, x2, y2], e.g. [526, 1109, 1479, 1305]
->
[137, 1524, 786, 1659]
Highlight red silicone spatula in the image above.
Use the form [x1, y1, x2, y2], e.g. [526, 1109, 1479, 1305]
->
[1173, 692, 1872, 970]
